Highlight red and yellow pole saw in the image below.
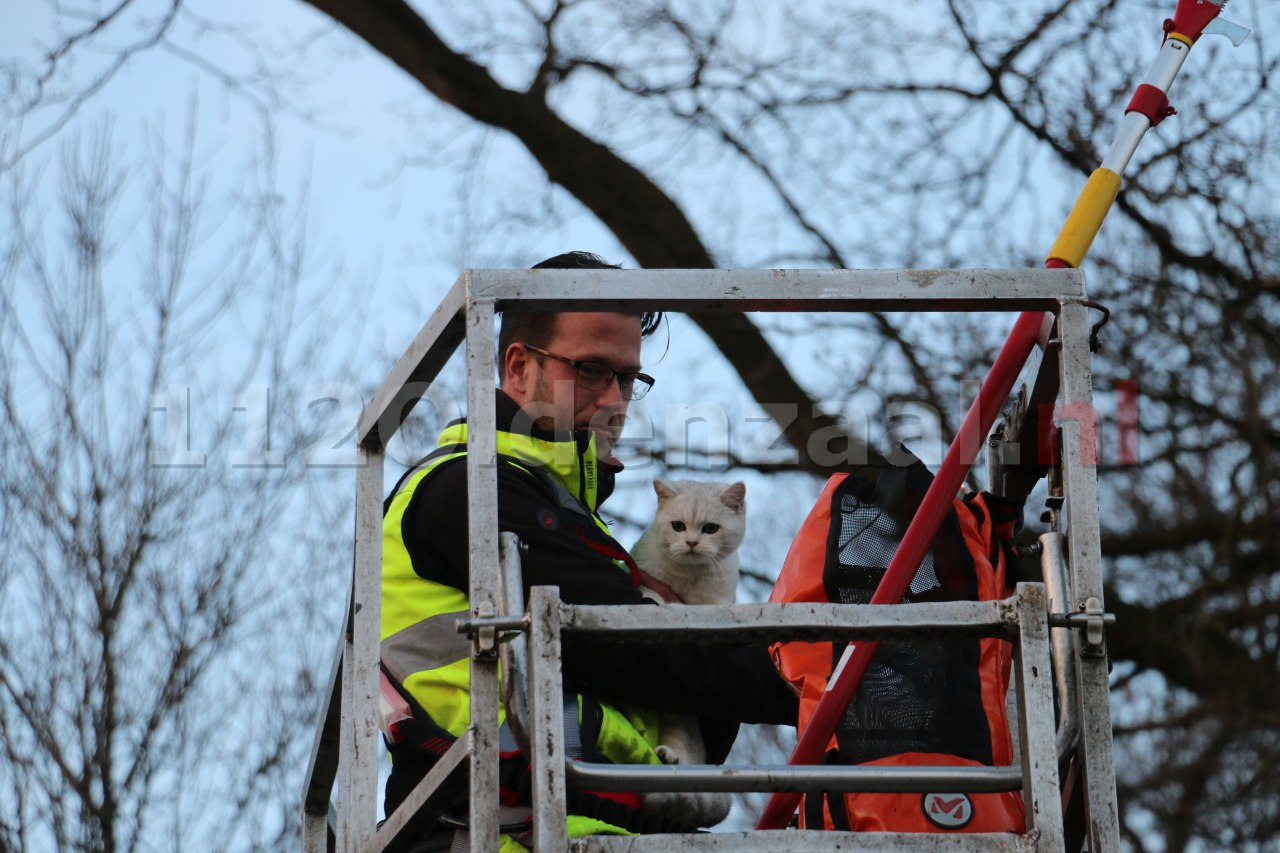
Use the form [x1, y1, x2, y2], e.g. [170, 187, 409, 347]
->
[757, 0, 1251, 831]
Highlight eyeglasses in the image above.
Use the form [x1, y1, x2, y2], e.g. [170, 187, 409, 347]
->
[523, 344, 655, 400]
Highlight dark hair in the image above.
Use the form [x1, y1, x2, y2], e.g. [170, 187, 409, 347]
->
[496, 251, 663, 379]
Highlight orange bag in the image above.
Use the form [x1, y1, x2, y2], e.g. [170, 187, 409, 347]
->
[771, 459, 1025, 832]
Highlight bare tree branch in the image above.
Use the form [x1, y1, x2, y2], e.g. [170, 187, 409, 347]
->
[299, 0, 884, 471]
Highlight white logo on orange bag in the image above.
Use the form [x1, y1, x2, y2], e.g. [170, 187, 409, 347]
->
[921, 792, 973, 829]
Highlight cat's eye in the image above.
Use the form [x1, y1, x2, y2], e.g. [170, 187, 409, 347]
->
[702, 523, 720, 534]
[671, 521, 686, 532]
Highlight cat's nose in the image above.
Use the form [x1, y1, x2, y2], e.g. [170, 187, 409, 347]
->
[686, 540, 698, 549]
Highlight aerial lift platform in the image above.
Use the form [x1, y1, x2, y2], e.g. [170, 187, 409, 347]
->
[301, 266, 1120, 852]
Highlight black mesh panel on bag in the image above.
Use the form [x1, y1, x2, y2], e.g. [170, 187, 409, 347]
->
[824, 457, 992, 766]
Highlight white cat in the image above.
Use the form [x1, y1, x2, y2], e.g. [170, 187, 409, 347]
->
[630, 479, 746, 828]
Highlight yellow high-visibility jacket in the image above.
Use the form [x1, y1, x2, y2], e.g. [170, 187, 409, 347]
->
[381, 391, 797, 840]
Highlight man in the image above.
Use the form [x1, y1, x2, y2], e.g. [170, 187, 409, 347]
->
[380, 252, 797, 846]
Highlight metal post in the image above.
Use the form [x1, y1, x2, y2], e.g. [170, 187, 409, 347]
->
[464, 295, 502, 851]
[529, 587, 570, 850]
[301, 636, 344, 852]
[1056, 299, 1120, 850]
[337, 447, 384, 850]
[498, 533, 533, 756]
[1039, 532, 1080, 765]
[302, 802, 331, 853]
[1012, 584, 1065, 848]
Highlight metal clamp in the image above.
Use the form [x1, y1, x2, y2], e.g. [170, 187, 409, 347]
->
[1047, 597, 1114, 653]
[457, 612, 528, 657]
[1083, 596, 1107, 650]
[463, 603, 531, 658]
[474, 602, 497, 657]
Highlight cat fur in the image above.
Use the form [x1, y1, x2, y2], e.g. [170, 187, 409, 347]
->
[630, 479, 745, 828]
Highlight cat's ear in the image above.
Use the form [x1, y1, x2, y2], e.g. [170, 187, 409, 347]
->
[719, 482, 746, 512]
[653, 479, 679, 502]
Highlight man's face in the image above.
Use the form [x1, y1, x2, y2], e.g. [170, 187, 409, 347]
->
[506, 312, 643, 462]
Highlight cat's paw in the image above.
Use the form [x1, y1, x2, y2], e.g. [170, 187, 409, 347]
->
[643, 791, 731, 828]
[696, 792, 732, 827]
[655, 744, 679, 765]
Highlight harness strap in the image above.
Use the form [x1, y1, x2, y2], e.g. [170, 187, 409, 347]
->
[801, 751, 854, 831]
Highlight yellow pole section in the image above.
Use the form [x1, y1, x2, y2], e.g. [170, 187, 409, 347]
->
[1045, 167, 1122, 268]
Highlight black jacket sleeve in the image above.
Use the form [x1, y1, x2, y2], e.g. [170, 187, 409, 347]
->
[401, 457, 799, 729]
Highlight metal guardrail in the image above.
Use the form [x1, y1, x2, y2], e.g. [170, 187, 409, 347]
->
[515, 583, 1065, 851]
[299, 267, 1117, 852]
[494, 573, 1031, 798]
[573, 830, 1040, 852]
